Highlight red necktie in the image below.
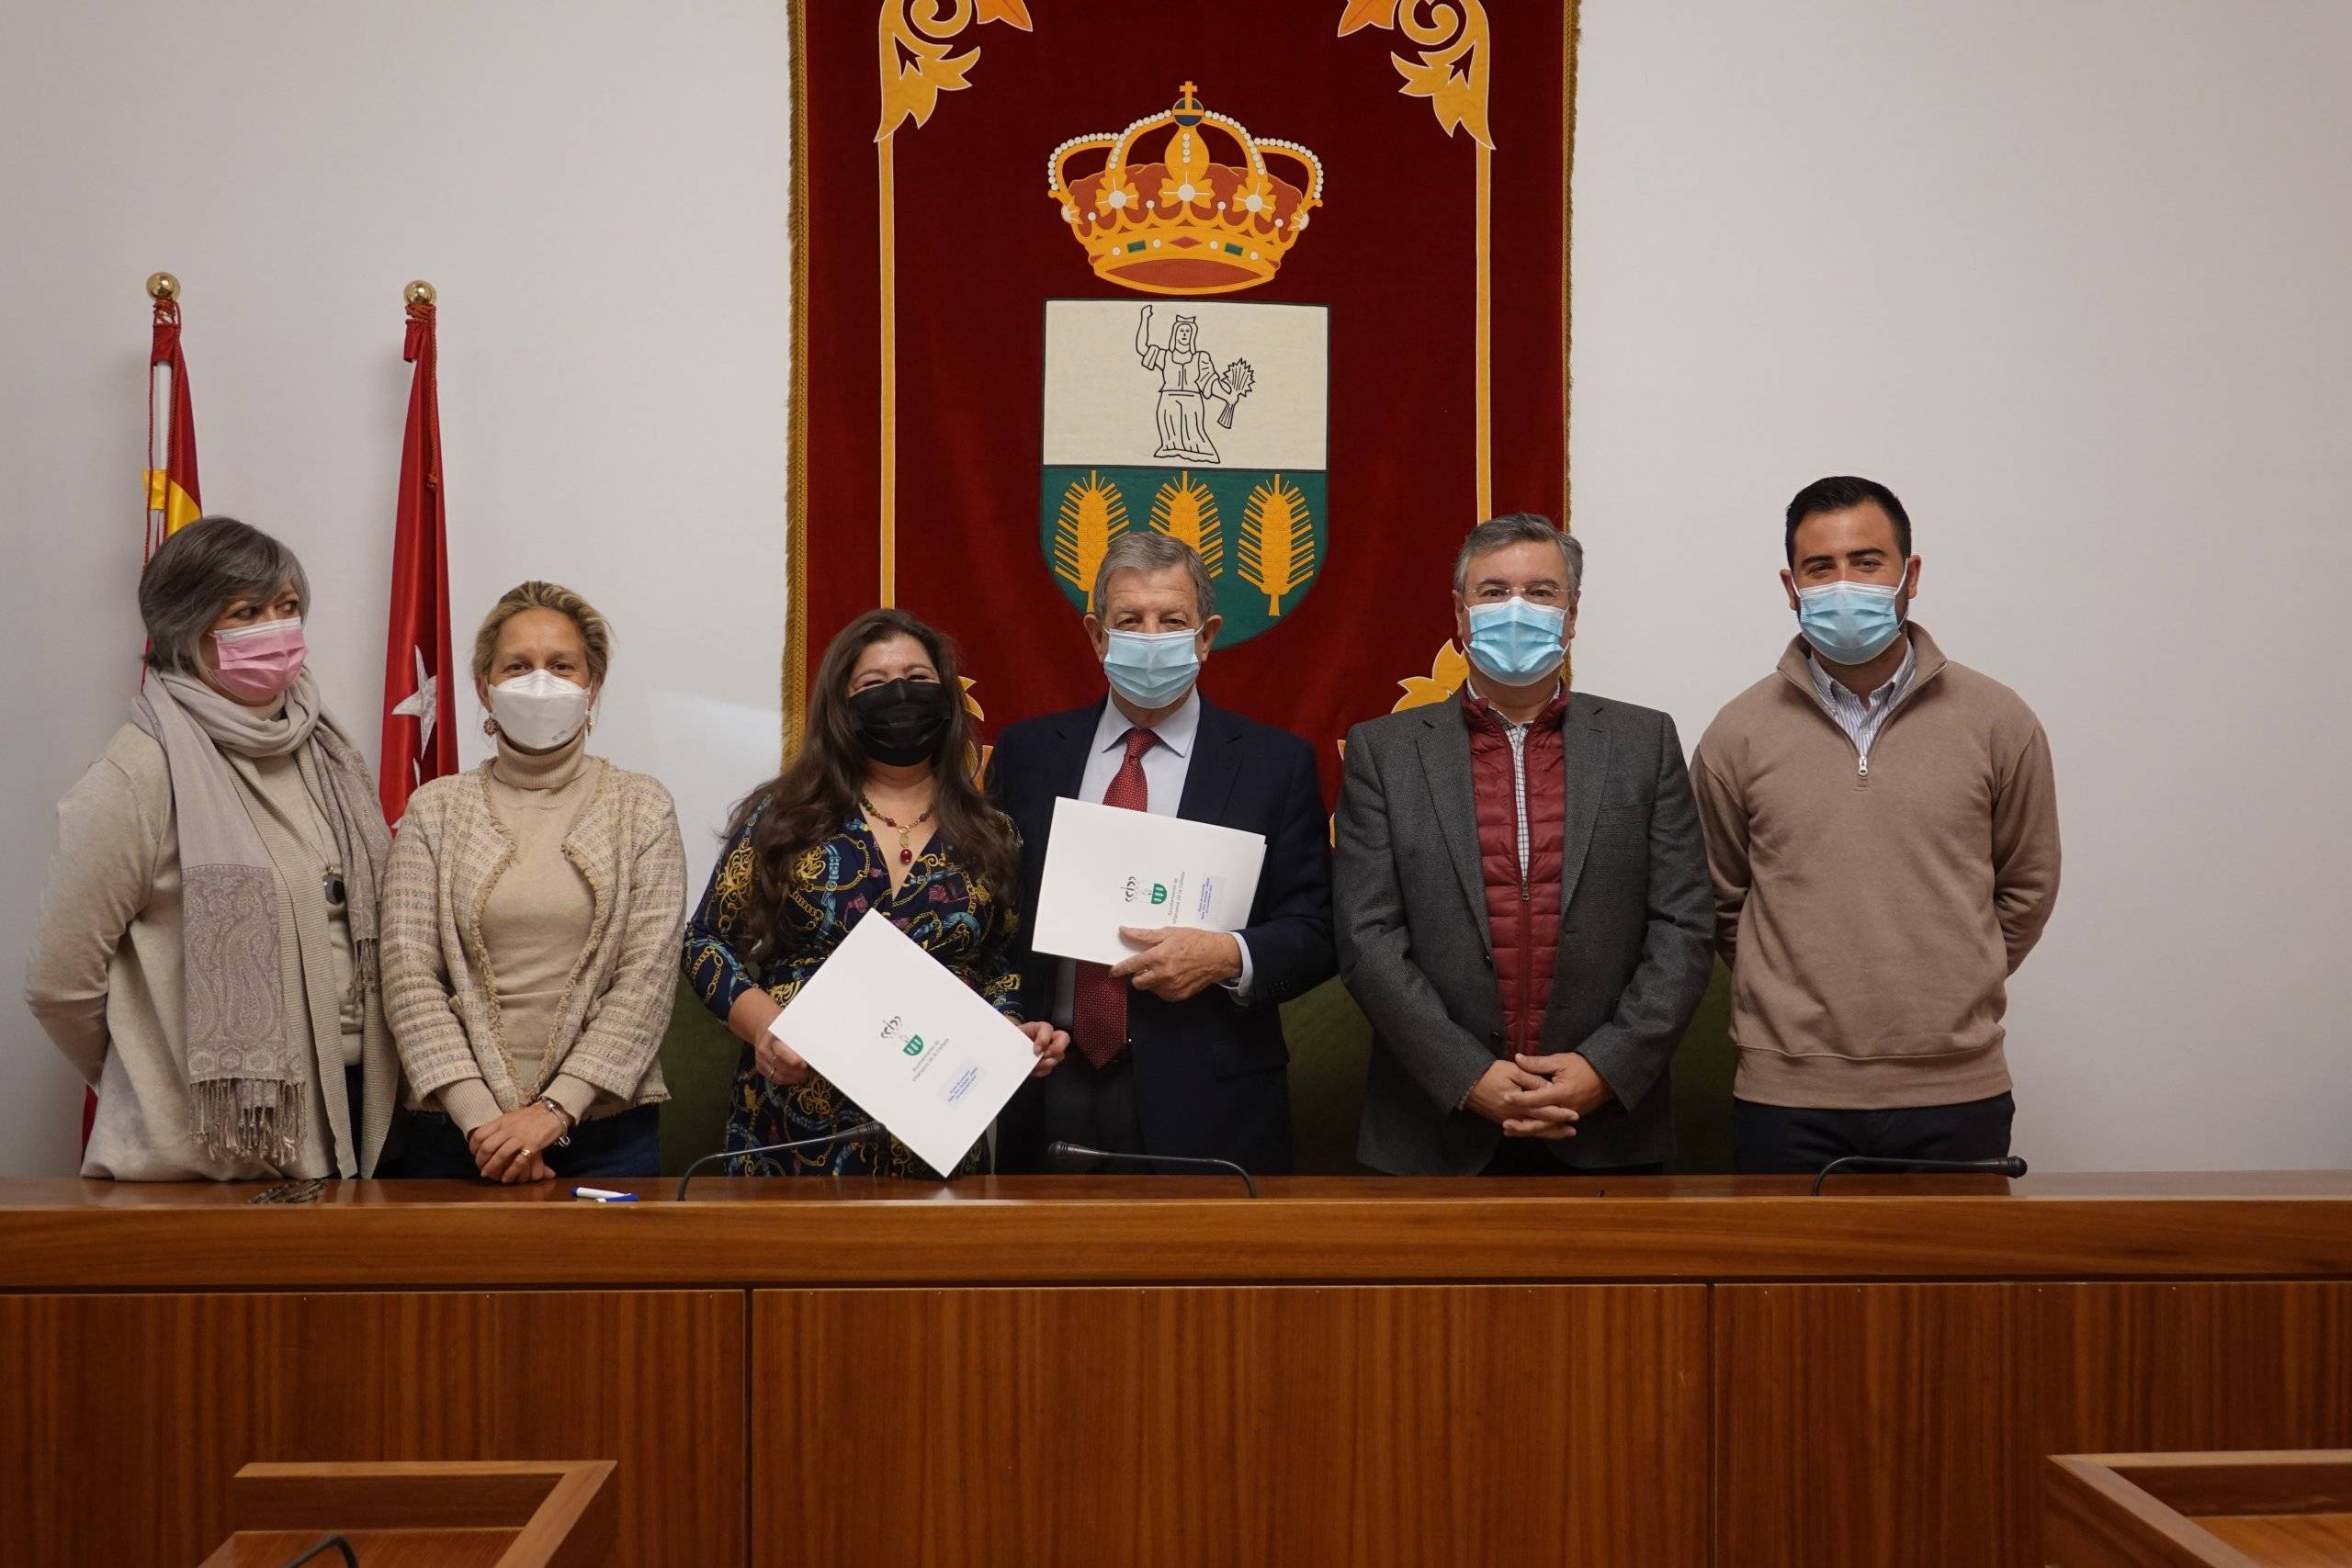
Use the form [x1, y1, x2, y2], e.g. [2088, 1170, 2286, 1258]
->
[1070, 728, 1157, 1067]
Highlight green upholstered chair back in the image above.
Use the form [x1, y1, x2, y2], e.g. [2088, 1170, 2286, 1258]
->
[1279, 964, 1736, 1175]
[656, 976, 740, 1177]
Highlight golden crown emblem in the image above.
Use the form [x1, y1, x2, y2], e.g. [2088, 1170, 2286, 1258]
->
[1047, 83, 1325, 296]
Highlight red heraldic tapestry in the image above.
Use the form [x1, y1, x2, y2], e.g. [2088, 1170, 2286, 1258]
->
[788, 0, 1577, 778]
[379, 296, 458, 823]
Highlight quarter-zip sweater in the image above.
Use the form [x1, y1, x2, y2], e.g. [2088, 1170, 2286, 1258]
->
[1462, 685, 1570, 1061]
[1690, 625, 2061, 1110]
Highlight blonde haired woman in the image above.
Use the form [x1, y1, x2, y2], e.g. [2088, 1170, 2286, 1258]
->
[383, 581, 685, 1181]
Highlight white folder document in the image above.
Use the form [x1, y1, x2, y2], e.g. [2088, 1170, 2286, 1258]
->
[1029, 795, 1267, 966]
[766, 909, 1035, 1177]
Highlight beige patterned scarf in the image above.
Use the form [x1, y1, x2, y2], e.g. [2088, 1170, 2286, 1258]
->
[132, 669, 390, 1163]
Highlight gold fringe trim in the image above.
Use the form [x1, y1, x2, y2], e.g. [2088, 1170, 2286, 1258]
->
[781, 0, 812, 765]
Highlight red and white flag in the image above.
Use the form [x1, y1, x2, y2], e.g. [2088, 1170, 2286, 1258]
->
[146, 281, 203, 555]
[379, 292, 458, 823]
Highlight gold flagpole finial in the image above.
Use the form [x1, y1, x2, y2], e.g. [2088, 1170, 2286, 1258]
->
[146, 272, 180, 301]
[404, 279, 437, 306]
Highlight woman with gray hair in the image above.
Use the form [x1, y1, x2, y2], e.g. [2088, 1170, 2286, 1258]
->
[26, 516, 398, 1179]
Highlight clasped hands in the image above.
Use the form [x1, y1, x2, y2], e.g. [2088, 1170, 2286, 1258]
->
[1467, 1051, 1613, 1139]
[468, 1103, 570, 1184]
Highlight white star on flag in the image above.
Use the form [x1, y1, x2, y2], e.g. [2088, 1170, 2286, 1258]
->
[390, 648, 438, 756]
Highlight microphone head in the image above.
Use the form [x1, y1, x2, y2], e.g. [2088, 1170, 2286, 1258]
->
[1044, 1140, 1093, 1168]
[2003, 1156, 2029, 1179]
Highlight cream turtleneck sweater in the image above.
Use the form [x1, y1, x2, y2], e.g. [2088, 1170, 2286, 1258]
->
[434, 731, 602, 1131]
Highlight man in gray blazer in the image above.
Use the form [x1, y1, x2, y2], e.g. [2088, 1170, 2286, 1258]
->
[1336, 514, 1714, 1175]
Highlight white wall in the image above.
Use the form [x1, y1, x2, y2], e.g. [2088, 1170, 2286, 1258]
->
[1571, 0, 2352, 1168]
[4, 1, 2346, 1176]
[0, 1, 790, 1176]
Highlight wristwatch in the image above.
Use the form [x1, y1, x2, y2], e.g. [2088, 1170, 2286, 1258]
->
[537, 1096, 577, 1147]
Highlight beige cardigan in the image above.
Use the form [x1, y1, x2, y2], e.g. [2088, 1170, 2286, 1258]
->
[25, 724, 397, 1179]
[382, 755, 685, 1121]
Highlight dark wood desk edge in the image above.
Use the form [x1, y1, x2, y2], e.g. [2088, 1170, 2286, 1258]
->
[4, 1179, 2350, 1288]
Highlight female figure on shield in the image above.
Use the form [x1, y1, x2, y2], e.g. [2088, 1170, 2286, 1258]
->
[1136, 304, 1230, 464]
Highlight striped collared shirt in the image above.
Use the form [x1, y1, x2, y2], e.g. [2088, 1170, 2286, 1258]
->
[1806, 635, 1917, 770]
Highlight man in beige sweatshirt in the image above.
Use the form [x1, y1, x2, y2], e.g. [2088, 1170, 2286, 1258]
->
[1691, 476, 2061, 1175]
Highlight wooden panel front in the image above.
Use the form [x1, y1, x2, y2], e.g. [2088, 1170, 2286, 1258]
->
[754, 1284, 1710, 1568]
[2037, 1285, 2352, 1457]
[0, 1291, 741, 1568]
[1716, 1283, 2037, 1567]
[1718, 1283, 2352, 1568]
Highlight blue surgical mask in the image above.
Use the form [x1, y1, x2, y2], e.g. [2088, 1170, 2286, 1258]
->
[1464, 597, 1568, 684]
[1795, 570, 1908, 666]
[1102, 627, 1202, 708]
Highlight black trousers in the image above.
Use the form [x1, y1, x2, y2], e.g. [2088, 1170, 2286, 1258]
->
[1035, 1048, 1143, 1170]
[1731, 1091, 2016, 1176]
[1480, 1135, 1664, 1178]
[1032, 1048, 1148, 1168]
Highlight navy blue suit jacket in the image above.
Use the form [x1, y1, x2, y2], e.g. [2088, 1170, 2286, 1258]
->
[989, 695, 1335, 1173]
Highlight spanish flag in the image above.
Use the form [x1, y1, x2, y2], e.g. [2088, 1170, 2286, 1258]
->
[97, 279, 205, 1150]
[145, 282, 202, 558]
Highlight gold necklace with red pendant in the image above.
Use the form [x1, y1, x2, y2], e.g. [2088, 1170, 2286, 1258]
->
[859, 794, 933, 866]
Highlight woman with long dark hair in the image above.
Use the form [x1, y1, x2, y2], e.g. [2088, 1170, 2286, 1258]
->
[682, 609, 1068, 1176]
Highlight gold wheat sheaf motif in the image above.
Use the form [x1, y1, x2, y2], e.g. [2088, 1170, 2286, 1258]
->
[1238, 475, 1315, 616]
[1053, 470, 1131, 611]
[1148, 471, 1225, 575]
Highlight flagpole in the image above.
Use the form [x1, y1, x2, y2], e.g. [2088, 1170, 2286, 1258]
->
[144, 273, 178, 559]
[381, 277, 456, 825]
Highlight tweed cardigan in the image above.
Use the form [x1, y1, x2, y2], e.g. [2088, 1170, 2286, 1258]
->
[382, 756, 686, 1115]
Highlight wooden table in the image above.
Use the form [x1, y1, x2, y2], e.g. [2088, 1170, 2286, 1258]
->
[4, 1173, 2348, 1567]
[198, 1460, 616, 1568]
[2047, 1450, 2352, 1566]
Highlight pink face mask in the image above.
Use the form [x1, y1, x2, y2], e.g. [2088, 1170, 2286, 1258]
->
[209, 616, 309, 701]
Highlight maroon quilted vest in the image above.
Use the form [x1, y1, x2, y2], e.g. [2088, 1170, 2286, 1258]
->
[1462, 688, 1569, 1058]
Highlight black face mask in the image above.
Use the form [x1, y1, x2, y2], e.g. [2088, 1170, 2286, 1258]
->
[845, 678, 953, 766]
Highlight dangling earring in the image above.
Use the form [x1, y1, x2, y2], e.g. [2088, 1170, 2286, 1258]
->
[481, 716, 499, 739]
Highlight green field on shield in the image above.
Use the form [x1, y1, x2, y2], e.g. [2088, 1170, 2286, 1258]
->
[1038, 466, 1328, 649]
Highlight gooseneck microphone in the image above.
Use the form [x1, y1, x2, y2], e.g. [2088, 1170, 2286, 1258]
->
[1809, 1154, 2028, 1196]
[1046, 1140, 1258, 1198]
[675, 1121, 887, 1201]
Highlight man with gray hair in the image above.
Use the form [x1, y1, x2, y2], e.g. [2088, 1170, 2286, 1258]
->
[989, 532, 1335, 1174]
[1335, 513, 1713, 1175]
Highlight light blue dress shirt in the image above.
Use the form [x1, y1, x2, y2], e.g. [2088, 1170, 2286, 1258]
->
[1048, 689, 1256, 1028]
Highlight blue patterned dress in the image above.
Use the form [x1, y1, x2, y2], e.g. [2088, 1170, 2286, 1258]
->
[682, 812, 1023, 1178]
